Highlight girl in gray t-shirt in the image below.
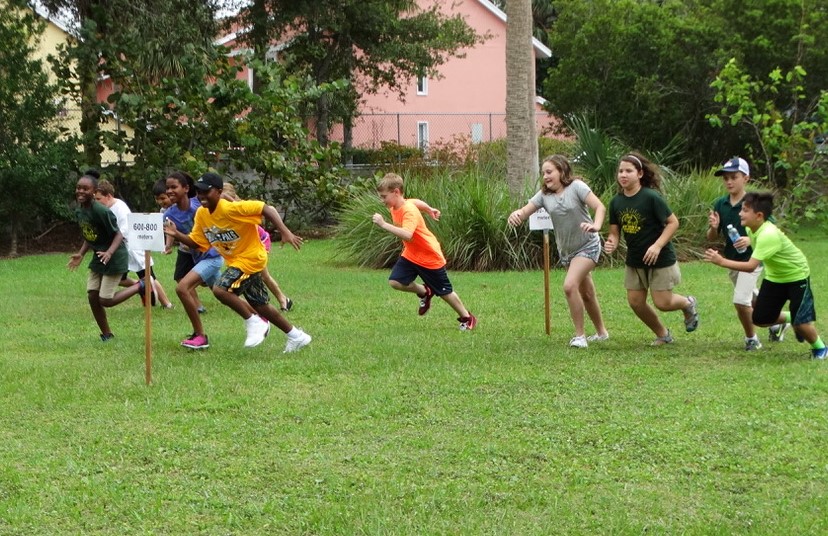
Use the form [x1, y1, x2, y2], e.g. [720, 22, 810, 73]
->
[507, 155, 609, 348]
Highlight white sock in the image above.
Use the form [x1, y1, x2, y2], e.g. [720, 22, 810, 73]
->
[287, 327, 303, 338]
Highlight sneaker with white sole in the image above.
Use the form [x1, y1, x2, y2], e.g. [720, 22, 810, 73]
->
[284, 329, 312, 353]
[458, 313, 477, 331]
[744, 338, 762, 351]
[683, 296, 699, 332]
[812, 347, 827, 359]
[569, 335, 588, 348]
[587, 332, 609, 342]
[418, 285, 434, 316]
[768, 322, 789, 342]
[244, 317, 271, 348]
[181, 333, 209, 349]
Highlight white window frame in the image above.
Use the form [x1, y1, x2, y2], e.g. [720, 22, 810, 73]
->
[417, 76, 428, 96]
[471, 123, 484, 144]
[417, 121, 429, 152]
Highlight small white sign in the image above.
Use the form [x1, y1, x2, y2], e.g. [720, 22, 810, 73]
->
[127, 213, 165, 252]
[528, 208, 554, 231]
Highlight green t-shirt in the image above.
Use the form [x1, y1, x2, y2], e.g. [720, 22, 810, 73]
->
[76, 201, 128, 275]
[712, 194, 752, 261]
[609, 187, 677, 268]
[747, 221, 809, 283]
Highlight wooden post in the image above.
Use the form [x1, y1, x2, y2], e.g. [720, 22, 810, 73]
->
[543, 229, 551, 336]
[144, 251, 152, 385]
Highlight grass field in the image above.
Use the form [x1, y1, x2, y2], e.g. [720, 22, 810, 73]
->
[1, 235, 826, 535]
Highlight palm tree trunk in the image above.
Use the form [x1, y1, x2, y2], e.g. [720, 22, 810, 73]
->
[505, 0, 538, 197]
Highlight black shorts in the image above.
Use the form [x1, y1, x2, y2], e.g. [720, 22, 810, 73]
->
[121, 267, 157, 281]
[174, 249, 195, 281]
[753, 277, 816, 326]
[389, 257, 453, 296]
[215, 267, 269, 306]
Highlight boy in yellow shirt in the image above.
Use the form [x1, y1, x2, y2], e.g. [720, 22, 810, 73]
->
[164, 172, 311, 353]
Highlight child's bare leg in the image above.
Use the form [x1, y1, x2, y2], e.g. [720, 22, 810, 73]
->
[793, 323, 818, 344]
[262, 270, 288, 310]
[580, 273, 608, 336]
[389, 279, 428, 296]
[736, 304, 756, 338]
[628, 289, 668, 337]
[152, 278, 173, 307]
[440, 292, 470, 318]
[99, 283, 142, 307]
[252, 303, 293, 333]
[177, 272, 207, 335]
[651, 290, 689, 312]
[563, 258, 596, 337]
[87, 290, 111, 334]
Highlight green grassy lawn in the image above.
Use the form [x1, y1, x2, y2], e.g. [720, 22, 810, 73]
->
[0, 236, 826, 535]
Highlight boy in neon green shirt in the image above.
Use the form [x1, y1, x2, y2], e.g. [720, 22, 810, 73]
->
[705, 192, 825, 359]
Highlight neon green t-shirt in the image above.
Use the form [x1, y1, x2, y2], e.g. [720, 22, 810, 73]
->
[747, 221, 809, 283]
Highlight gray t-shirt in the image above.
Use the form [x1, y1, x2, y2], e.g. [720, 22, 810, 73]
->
[529, 179, 600, 258]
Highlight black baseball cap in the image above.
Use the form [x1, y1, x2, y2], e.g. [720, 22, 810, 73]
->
[193, 172, 223, 191]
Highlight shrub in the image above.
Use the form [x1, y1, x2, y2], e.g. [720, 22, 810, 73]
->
[334, 169, 543, 271]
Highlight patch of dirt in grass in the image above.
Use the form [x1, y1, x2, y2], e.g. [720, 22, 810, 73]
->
[0, 222, 83, 259]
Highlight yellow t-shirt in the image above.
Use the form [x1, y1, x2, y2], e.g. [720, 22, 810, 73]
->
[190, 199, 267, 274]
[391, 199, 446, 269]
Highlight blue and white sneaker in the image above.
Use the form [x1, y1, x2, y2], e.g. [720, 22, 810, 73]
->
[812, 347, 827, 360]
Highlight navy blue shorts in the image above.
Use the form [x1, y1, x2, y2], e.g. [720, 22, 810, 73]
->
[389, 257, 453, 296]
[753, 277, 816, 326]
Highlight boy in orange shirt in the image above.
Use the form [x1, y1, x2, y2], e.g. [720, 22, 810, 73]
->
[372, 173, 477, 330]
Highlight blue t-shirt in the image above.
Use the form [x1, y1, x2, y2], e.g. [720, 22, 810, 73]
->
[164, 197, 220, 263]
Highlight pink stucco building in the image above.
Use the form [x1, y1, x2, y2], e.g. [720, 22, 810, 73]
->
[330, 0, 556, 150]
[219, 0, 558, 152]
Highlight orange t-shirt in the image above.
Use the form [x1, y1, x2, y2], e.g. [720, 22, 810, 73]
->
[390, 199, 446, 269]
[190, 199, 268, 274]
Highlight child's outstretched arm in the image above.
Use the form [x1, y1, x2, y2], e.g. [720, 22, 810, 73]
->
[704, 249, 761, 273]
[262, 205, 303, 250]
[372, 213, 413, 241]
[164, 219, 199, 250]
[410, 199, 440, 220]
[706, 209, 720, 241]
[68, 241, 90, 270]
[507, 203, 538, 227]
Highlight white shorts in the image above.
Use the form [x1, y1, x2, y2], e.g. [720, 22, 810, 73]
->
[728, 266, 762, 306]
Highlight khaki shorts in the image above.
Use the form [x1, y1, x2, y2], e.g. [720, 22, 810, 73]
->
[87, 271, 123, 299]
[728, 266, 762, 306]
[624, 264, 681, 292]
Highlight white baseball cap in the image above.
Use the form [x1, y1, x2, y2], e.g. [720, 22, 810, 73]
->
[714, 157, 750, 176]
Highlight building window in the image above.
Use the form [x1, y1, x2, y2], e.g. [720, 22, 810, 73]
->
[417, 121, 429, 152]
[417, 76, 428, 95]
[471, 123, 484, 144]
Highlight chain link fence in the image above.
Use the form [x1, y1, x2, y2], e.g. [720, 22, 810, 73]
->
[334, 112, 558, 150]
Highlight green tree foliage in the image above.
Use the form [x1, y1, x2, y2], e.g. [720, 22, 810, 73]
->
[236, 0, 482, 147]
[39, 0, 219, 167]
[0, 0, 78, 256]
[708, 59, 828, 228]
[543, 0, 828, 166]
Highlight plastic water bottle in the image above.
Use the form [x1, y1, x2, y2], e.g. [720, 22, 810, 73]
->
[727, 224, 747, 253]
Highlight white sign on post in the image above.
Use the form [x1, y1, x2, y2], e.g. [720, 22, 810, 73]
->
[528, 208, 554, 231]
[127, 213, 166, 252]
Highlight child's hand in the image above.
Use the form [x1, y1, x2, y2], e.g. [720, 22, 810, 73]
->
[704, 248, 723, 265]
[604, 236, 617, 254]
[580, 222, 599, 233]
[708, 210, 719, 229]
[642, 244, 662, 266]
[734, 236, 749, 251]
[280, 230, 304, 251]
[507, 211, 523, 227]
[67, 253, 82, 271]
[96, 250, 111, 265]
[163, 219, 178, 237]
[372, 213, 385, 226]
[428, 208, 441, 221]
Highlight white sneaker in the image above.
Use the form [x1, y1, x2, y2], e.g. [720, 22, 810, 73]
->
[569, 335, 588, 348]
[587, 332, 609, 342]
[284, 329, 312, 353]
[244, 316, 271, 348]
